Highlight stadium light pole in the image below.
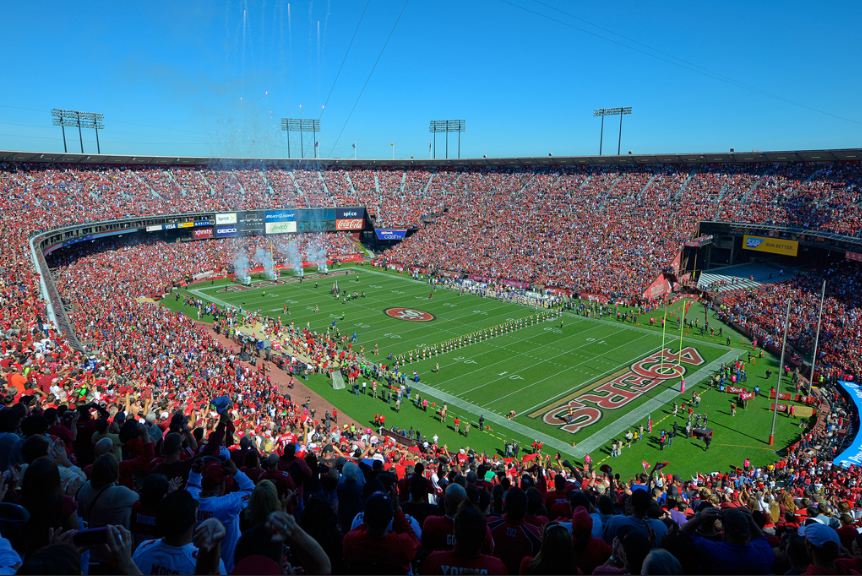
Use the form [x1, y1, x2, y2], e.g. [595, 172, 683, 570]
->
[352, 143, 357, 160]
[593, 107, 631, 156]
[768, 299, 792, 446]
[79, 112, 105, 154]
[429, 120, 465, 159]
[808, 279, 827, 390]
[51, 109, 69, 153]
[281, 118, 320, 159]
[52, 109, 105, 154]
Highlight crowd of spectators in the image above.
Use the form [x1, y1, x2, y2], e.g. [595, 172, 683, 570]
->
[383, 162, 862, 298]
[0, 159, 862, 573]
[718, 262, 862, 379]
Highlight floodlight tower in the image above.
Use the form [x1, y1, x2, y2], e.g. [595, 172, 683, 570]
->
[429, 119, 466, 159]
[51, 109, 105, 153]
[593, 107, 632, 156]
[281, 118, 321, 159]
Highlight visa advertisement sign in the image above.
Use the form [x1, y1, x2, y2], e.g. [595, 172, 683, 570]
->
[374, 229, 407, 241]
[742, 235, 798, 257]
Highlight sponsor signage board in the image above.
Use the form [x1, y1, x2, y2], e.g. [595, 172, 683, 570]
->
[194, 220, 213, 227]
[215, 213, 237, 225]
[145, 225, 162, 232]
[193, 228, 214, 239]
[264, 221, 297, 235]
[374, 229, 407, 241]
[335, 218, 364, 231]
[178, 221, 194, 229]
[214, 226, 239, 238]
[335, 207, 365, 220]
[264, 210, 296, 223]
[742, 234, 798, 257]
[836, 381, 862, 467]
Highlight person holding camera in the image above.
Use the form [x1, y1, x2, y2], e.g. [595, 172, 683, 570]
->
[186, 455, 255, 573]
[682, 506, 774, 574]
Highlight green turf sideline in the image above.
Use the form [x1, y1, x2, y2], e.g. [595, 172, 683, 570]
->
[465, 330, 656, 401]
[435, 322, 630, 394]
[570, 348, 739, 457]
[404, 377, 580, 458]
[559, 308, 730, 351]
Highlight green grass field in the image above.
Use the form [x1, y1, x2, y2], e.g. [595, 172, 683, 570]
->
[162, 263, 807, 478]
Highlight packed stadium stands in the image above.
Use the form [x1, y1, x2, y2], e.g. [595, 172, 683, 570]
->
[1, 157, 862, 574]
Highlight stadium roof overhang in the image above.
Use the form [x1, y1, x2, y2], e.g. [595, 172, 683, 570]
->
[0, 148, 860, 168]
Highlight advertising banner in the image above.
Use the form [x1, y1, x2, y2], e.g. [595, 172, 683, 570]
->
[742, 235, 799, 257]
[145, 225, 162, 232]
[193, 228, 214, 240]
[178, 221, 194, 229]
[374, 229, 407, 241]
[335, 218, 364, 231]
[194, 220, 213, 227]
[265, 221, 297, 235]
[214, 226, 239, 238]
[836, 381, 862, 468]
[264, 210, 296, 223]
[335, 207, 365, 220]
[215, 213, 237, 225]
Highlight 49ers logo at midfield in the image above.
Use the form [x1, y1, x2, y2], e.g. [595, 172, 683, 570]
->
[384, 307, 435, 322]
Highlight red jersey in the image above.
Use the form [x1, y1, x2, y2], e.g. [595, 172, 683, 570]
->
[422, 549, 508, 575]
[487, 515, 542, 575]
[342, 510, 419, 574]
[422, 514, 495, 554]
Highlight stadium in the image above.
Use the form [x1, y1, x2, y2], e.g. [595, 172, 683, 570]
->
[2, 2, 862, 575]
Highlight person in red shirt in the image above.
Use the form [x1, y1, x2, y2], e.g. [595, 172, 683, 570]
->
[422, 504, 507, 575]
[571, 506, 611, 574]
[342, 490, 419, 574]
[543, 474, 573, 520]
[422, 483, 495, 554]
[487, 487, 542, 574]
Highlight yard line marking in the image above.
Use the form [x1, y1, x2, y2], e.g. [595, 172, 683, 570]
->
[570, 349, 738, 458]
[459, 329, 643, 403]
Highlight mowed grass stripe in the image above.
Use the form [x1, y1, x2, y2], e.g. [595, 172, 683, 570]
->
[201, 270, 540, 355]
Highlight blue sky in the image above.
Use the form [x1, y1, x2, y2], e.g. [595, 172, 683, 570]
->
[1, 0, 859, 159]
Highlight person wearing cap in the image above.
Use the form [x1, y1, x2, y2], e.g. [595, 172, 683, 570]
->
[186, 457, 254, 572]
[802, 522, 842, 575]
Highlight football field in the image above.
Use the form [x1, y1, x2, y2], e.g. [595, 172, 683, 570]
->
[166, 264, 804, 477]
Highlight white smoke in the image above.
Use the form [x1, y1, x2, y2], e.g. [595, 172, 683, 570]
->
[254, 246, 277, 280]
[286, 240, 304, 277]
[234, 252, 251, 285]
[306, 235, 328, 273]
